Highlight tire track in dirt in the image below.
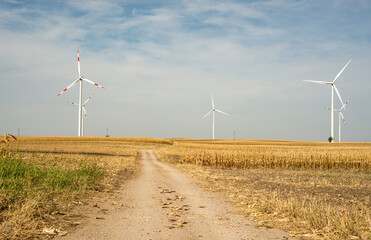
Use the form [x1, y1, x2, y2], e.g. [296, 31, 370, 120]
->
[57, 150, 296, 240]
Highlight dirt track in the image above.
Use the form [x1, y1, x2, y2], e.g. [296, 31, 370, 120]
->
[58, 150, 296, 240]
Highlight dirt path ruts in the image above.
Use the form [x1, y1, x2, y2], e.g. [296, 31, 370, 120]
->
[58, 150, 296, 240]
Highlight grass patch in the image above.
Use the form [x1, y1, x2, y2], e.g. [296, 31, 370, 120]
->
[0, 152, 102, 239]
[0, 153, 101, 202]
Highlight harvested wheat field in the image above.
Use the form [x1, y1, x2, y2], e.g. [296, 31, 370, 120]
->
[1, 136, 370, 239]
[157, 139, 371, 240]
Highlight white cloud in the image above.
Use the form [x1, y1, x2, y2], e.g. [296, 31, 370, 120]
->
[0, 0, 370, 141]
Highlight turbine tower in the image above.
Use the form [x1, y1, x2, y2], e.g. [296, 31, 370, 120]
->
[303, 59, 351, 142]
[325, 99, 350, 142]
[202, 95, 229, 139]
[58, 50, 105, 136]
[68, 94, 94, 136]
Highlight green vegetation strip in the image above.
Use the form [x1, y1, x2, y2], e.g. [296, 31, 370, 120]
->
[0, 153, 102, 209]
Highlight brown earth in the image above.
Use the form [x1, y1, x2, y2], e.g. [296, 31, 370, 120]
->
[56, 150, 296, 240]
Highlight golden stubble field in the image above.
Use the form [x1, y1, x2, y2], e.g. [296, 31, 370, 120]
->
[1, 136, 370, 239]
[157, 139, 371, 240]
[0, 136, 172, 240]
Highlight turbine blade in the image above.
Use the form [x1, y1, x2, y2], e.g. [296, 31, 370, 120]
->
[77, 49, 81, 78]
[302, 80, 331, 85]
[83, 106, 87, 120]
[215, 109, 229, 115]
[333, 59, 352, 83]
[333, 85, 344, 107]
[211, 95, 215, 109]
[57, 78, 79, 96]
[83, 78, 105, 89]
[67, 101, 79, 105]
[340, 98, 351, 111]
[326, 108, 340, 112]
[83, 93, 94, 105]
[340, 112, 346, 125]
[201, 110, 213, 119]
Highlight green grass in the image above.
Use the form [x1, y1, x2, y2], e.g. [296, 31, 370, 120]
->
[0, 153, 102, 209]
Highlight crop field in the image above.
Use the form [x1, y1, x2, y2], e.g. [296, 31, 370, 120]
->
[1, 137, 370, 239]
[157, 139, 371, 239]
[0, 136, 172, 239]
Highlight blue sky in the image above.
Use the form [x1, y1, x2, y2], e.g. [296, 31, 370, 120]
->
[0, 0, 370, 141]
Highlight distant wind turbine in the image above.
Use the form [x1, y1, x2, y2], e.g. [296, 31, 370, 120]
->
[57, 50, 105, 136]
[325, 99, 350, 142]
[303, 59, 351, 142]
[68, 94, 94, 137]
[202, 95, 229, 139]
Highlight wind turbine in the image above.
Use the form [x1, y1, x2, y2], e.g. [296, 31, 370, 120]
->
[325, 99, 350, 142]
[68, 94, 94, 136]
[303, 59, 351, 142]
[201, 95, 229, 139]
[57, 50, 105, 136]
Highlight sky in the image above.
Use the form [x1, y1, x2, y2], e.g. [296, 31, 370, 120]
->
[0, 0, 370, 141]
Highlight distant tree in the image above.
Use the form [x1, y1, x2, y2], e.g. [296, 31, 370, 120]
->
[328, 136, 333, 143]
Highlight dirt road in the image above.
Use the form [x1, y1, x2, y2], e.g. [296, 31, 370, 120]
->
[59, 150, 295, 240]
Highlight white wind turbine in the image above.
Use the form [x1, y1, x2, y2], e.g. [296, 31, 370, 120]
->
[202, 95, 229, 139]
[57, 50, 105, 136]
[303, 59, 351, 142]
[325, 98, 350, 142]
[68, 94, 94, 137]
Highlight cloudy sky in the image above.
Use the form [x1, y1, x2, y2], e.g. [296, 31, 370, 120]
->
[1, 0, 370, 141]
